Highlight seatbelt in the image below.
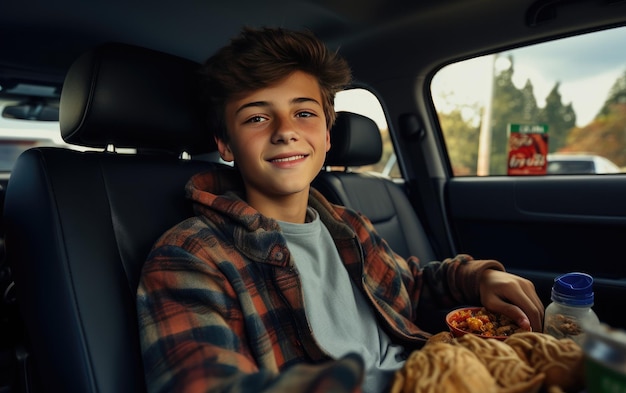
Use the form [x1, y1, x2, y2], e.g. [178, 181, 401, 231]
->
[398, 113, 454, 260]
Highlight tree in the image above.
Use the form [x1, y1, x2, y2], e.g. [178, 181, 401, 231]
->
[537, 82, 577, 152]
[438, 109, 479, 175]
[488, 57, 539, 174]
[521, 79, 540, 121]
[564, 104, 626, 166]
[596, 69, 626, 118]
[563, 69, 626, 166]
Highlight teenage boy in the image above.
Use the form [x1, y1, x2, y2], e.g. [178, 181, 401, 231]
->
[137, 27, 544, 393]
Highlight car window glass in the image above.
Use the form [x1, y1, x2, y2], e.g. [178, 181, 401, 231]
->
[0, 98, 66, 176]
[0, 95, 136, 177]
[432, 25, 626, 176]
[334, 88, 399, 177]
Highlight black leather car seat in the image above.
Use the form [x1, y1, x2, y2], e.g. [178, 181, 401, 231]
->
[313, 112, 437, 263]
[3, 43, 223, 393]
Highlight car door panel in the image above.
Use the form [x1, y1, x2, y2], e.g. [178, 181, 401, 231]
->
[446, 175, 626, 328]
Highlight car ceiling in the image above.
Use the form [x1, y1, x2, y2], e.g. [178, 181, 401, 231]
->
[1, 0, 625, 93]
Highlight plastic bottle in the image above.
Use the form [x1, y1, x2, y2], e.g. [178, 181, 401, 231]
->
[543, 272, 600, 346]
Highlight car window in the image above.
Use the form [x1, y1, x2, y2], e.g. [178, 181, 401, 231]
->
[0, 96, 66, 176]
[0, 94, 137, 177]
[334, 88, 400, 177]
[432, 25, 626, 176]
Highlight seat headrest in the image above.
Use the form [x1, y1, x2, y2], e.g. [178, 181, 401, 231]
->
[325, 111, 383, 167]
[60, 43, 215, 154]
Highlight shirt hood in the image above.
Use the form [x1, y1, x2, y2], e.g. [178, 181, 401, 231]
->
[186, 166, 279, 230]
[186, 167, 287, 263]
[185, 167, 355, 264]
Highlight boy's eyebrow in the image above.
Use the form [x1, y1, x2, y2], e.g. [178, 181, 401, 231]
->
[292, 97, 321, 105]
[235, 97, 322, 114]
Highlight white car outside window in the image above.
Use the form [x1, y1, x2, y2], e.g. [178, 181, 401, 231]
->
[547, 153, 621, 174]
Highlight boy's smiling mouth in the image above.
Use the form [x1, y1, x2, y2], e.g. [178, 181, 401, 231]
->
[269, 154, 308, 163]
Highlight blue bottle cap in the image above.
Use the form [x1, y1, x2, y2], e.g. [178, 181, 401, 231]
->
[551, 272, 594, 306]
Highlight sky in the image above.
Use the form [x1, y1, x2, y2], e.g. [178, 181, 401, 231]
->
[431, 26, 626, 127]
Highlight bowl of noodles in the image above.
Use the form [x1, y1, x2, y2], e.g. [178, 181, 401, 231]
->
[446, 307, 529, 340]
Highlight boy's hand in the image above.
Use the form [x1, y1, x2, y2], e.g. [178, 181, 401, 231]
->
[478, 269, 544, 332]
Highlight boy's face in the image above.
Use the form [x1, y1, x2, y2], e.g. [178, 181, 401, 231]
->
[218, 71, 330, 205]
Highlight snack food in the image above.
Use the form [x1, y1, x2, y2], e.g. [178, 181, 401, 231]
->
[390, 342, 498, 393]
[393, 331, 584, 393]
[453, 333, 544, 393]
[544, 313, 583, 339]
[504, 332, 585, 392]
[447, 307, 528, 339]
[426, 331, 455, 345]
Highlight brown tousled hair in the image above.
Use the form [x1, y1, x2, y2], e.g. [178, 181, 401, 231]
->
[199, 27, 352, 142]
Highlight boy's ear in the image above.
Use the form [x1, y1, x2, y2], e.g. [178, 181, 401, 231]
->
[215, 136, 235, 162]
[325, 129, 331, 153]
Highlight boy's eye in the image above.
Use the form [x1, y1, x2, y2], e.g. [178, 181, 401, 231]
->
[296, 111, 315, 118]
[246, 115, 267, 123]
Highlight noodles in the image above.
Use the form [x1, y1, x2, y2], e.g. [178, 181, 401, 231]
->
[390, 342, 497, 393]
[454, 333, 543, 393]
[392, 331, 584, 393]
[505, 332, 584, 392]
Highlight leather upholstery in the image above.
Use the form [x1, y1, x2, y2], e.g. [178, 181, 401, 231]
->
[3, 43, 221, 393]
[314, 112, 436, 263]
[60, 43, 215, 154]
[325, 111, 382, 166]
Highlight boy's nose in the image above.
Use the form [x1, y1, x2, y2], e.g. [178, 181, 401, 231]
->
[271, 117, 299, 144]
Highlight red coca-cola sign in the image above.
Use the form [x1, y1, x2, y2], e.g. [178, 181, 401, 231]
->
[507, 124, 549, 176]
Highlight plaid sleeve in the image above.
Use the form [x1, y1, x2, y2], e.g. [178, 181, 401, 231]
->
[421, 254, 505, 307]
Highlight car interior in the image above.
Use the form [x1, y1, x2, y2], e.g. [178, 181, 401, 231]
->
[1, 0, 626, 392]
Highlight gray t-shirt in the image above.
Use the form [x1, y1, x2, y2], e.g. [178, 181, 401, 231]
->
[278, 208, 405, 393]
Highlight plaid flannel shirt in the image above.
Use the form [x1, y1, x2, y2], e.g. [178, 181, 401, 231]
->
[137, 168, 504, 393]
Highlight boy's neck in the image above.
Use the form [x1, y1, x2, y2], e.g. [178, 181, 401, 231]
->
[246, 189, 310, 224]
